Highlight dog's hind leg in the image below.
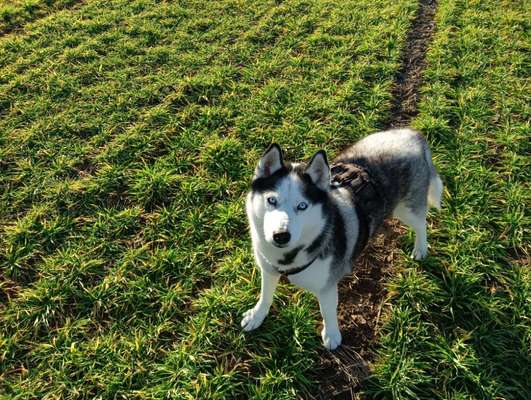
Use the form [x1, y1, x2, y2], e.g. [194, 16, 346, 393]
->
[317, 285, 342, 350]
[394, 202, 428, 260]
[241, 267, 280, 331]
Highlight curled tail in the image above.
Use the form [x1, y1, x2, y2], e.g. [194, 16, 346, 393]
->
[423, 143, 443, 209]
[428, 173, 443, 209]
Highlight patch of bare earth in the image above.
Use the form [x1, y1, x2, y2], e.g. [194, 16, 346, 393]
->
[309, 221, 406, 400]
[310, 0, 439, 396]
[387, 0, 438, 128]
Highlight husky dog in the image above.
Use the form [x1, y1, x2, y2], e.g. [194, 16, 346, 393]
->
[242, 128, 443, 350]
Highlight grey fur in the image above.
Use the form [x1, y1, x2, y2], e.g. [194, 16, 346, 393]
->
[242, 128, 443, 349]
[334, 128, 437, 229]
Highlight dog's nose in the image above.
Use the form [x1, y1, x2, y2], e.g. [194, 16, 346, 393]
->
[273, 231, 291, 245]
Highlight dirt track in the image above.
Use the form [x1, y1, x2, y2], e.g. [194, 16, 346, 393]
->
[314, 1, 438, 397]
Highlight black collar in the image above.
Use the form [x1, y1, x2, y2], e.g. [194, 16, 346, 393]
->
[273, 253, 320, 276]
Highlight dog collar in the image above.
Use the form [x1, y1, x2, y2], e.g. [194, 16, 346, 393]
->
[273, 254, 320, 276]
[258, 248, 320, 276]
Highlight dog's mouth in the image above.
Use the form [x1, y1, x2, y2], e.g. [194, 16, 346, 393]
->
[272, 243, 289, 249]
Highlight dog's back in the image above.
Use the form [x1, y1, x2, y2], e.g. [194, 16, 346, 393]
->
[332, 128, 443, 262]
[334, 128, 442, 222]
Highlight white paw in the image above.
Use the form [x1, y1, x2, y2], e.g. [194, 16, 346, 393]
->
[411, 244, 428, 260]
[321, 327, 342, 350]
[241, 306, 267, 331]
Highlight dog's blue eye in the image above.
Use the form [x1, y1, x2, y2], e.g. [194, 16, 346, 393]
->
[267, 197, 277, 206]
[297, 202, 308, 211]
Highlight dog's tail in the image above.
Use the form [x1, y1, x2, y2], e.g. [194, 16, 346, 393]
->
[428, 173, 443, 209]
[423, 144, 443, 209]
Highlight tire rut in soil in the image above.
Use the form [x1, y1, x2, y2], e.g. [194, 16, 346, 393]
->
[313, 1, 439, 398]
[386, 0, 439, 128]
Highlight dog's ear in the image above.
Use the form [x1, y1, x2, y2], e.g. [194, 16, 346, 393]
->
[254, 143, 284, 179]
[305, 150, 330, 191]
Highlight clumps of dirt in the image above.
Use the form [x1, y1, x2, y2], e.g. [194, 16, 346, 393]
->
[0, 270, 23, 306]
[312, 220, 406, 399]
[75, 157, 97, 177]
[387, 0, 438, 128]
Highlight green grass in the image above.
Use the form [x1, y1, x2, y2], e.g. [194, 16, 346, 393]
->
[367, 0, 530, 398]
[0, 0, 79, 34]
[0, 0, 529, 398]
[0, 0, 418, 398]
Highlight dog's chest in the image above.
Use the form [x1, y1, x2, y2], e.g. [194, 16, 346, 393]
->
[287, 256, 332, 294]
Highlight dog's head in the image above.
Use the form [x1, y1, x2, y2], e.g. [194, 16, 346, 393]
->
[248, 144, 330, 250]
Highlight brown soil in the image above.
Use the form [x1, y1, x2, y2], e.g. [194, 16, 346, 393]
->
[310, 221, 406, 399]
[386, 0, 438, 128]
[309, 0, 439, 396]
[0, 272, 22, 306]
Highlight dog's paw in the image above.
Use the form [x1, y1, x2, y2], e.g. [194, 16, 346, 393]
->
[241, 306, 267, 331]
[411, 245, 428, 260]
[321, 327, 342, 350]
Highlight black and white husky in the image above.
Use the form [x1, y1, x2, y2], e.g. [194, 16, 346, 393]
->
[242, 128, 443, 350]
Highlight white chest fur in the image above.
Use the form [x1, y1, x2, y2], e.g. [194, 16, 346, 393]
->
[287, 256, 333, 295]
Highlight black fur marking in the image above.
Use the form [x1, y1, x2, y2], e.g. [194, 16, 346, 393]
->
[301, 173, 329, 204]
[251, 166, 290, 193]
[292, 164, 329, 204]
[278, 245, 304, 265]
[252, 162, 330, 206]
[306, 229, 326, 254]
[332, 206, 347, 259]
[352, 205, 370, 260]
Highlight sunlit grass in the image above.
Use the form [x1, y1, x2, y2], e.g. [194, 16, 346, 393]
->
[0, 0, 418, 397]
[0, 0, 528, 398]
[367, 0, 530, 398]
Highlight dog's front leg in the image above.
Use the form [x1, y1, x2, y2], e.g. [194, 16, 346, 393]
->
[317, 285, 342, 350]
[241, 265, 280, 331]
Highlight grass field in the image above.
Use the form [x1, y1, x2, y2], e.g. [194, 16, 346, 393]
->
[0, 0, 79, 34]
[0, 0, 529, 399]
[367, 0, 530, 398]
